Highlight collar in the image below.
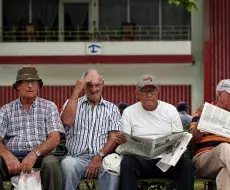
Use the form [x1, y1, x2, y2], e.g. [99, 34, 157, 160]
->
[179, 111, 187, 114]
[82, 95, 108, 107]
[16, 97, 38, 108]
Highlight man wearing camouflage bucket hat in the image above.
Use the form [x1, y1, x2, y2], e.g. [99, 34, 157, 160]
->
[13, 66, 43, 90]
[0, 66, 65, 190]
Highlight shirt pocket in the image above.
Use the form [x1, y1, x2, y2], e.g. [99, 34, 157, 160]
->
[7, 118, 22, 137]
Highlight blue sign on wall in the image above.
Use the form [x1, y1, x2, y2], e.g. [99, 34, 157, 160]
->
[86, 43, 103, 55]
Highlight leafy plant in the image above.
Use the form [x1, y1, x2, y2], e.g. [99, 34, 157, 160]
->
[168, 0, 198, 11]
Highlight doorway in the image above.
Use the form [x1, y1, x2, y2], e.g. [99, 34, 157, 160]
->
[64, 3, 89, 41]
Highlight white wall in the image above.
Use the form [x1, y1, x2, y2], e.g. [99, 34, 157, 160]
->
[0, 1, 204, 113]
[0, 63, 198, 85]
[0, 41, 191, 56]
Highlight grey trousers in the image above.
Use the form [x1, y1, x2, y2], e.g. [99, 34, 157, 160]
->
[193, 143, 230, 190]
[0, 155, 62, 190]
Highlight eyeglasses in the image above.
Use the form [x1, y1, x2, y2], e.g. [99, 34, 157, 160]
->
[140, 88, 158, 95]
[21, 80, 38, 86]
[86, 82, 103, 88]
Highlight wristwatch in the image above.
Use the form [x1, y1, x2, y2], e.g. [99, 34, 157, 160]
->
[34, 150, 41, 157]
[98, 151, 105, 158]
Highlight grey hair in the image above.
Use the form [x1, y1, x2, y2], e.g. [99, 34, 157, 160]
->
[82, 68, 104, 81]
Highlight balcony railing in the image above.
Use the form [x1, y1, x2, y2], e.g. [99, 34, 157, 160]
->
[0, 25, 191, 42]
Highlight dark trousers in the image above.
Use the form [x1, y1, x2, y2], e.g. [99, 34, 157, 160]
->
[120, 155, 195, 190]
[0, 155, 62, 190]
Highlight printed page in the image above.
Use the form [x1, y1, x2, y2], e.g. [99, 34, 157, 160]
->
[156, 133, 192, 172]
[197, 102, 230, 138]
[115, 133, 154, 158]
[116, 132, 186, 159]
[150, 132, 185, 158]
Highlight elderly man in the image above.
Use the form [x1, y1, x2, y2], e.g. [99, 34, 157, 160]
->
[190, 79, 230, 190]
[61, 68, 121, 190]
[116, 74, 195, 190]
[117, 102, 129, 115]
[177, 101, 193, 131]
[0, 66, 65, 190]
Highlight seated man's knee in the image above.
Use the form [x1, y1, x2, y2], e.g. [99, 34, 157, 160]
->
[61, 156, 82, 176]
[219, 143, 230, 153]
[61, 156, 74, 172]
[179, 156, 195, 172]
[41, 155, 60, 169]
[121, 155, 138, 169]
[218, 143, 230, 162]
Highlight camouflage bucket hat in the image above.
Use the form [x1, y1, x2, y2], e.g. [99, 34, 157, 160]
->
[13, 66, 43, 90]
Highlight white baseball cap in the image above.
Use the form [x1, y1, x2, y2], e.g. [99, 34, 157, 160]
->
[102, 153, 123, 176]
[216, 79, 230, 94]
[136, 74, 159, 89]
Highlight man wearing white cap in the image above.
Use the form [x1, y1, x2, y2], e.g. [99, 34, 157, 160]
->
[116, 74, 195, 190]
[190, 79, 230, 190]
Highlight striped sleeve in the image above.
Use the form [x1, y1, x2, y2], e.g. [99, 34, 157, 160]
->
[60, 99, 69, 116]
[108, 104, 121, 131]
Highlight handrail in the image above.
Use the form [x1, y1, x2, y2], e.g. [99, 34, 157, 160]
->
[0, 25, 191, 42]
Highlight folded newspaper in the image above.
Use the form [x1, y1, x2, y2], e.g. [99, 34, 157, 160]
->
[115, 132, 192, 172]
[197, 102, 230, 138]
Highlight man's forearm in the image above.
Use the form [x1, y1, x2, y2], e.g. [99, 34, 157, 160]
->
[33, 132, 60, 155]
[100, 131, 119, 156]
[189, 127, 203, 143]
[61, 93, 80, 126]
[0, 142, 12, 157]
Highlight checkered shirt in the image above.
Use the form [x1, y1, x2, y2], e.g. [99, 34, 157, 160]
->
[0, 97, 65, 152]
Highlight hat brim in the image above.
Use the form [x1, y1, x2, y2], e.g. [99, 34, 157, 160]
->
[13, 79, 43, 90]
[139, 84, 158, 89]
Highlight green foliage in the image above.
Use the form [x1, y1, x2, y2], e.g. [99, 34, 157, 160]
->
[168, 0, 198, 11]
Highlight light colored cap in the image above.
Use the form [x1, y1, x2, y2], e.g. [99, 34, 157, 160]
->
[216, 79, 230, 94]
[136, 74, 159, 89]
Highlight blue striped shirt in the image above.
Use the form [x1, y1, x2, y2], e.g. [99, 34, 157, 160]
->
[62, 96, 121, 156]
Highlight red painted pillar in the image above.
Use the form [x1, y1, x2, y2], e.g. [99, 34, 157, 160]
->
[204, 0, 211, 103]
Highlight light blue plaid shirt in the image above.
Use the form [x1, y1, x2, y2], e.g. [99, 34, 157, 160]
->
[0, 97, 65, 152]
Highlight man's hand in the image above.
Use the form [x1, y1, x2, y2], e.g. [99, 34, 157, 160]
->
[85, 155, 102, 179]
[197, 104, 204, 117]
[73, 79, 84, 95]
[21, 151, 38, 172]
[116, 132, 127, 145]
[2, 153, 21, 174]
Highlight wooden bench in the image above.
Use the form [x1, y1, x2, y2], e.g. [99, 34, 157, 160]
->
[77, 178, 216, 190]
[3, 178, 216, 190]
